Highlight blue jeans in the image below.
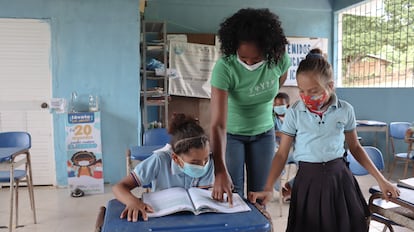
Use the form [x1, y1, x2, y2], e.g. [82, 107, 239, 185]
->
[226, 128, 275, 197]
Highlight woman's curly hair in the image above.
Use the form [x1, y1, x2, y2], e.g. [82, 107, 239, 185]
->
[218, 8, 288, 66]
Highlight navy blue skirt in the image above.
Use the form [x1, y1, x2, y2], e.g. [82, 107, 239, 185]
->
[286, 157, 370, 232]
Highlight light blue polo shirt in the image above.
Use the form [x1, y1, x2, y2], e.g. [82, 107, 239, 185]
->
[281, 94, 356, 162]
[131, 144, 214, 192]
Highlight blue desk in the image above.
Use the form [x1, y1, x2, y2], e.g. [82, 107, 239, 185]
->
[102, 199, 271, 232]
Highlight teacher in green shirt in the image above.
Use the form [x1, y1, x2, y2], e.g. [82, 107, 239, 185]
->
[210, 8, 291, 204]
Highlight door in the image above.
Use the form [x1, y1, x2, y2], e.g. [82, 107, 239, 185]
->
[0, 18, 55, 185]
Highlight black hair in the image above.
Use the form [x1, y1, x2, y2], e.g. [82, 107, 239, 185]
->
[168, 113, 208, 155]
[296, 48, 333, 85]
[275, 92, 290, 104]
[218, 8, 288, 67]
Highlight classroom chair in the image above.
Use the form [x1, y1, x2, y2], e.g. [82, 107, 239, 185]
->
[347, 146, 397, 231]
[126, 128, 171, 174]
[388, 122, 414, 180]
[126, 128, 171, 192]
[0, 132, 36, 231]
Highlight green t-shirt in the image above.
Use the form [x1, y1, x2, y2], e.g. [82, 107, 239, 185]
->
[210, 52, 291, 136]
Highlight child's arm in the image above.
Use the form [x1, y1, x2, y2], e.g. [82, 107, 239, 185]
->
[249, 133, 294, 205]
[345, 130, 400, 200]
[112, 175, 154, 222]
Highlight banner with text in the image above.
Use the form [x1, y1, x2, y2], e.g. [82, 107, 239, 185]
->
[285, 37, 328, 86]
[168, 41, 219, 98]
[65, 111, 103, 194]
[168, 37, 328, 97]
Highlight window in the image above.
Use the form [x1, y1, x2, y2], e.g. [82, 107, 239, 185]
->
[337, 0, 414, 87]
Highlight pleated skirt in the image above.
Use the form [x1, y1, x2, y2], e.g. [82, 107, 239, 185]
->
[286, 157, 370, 232]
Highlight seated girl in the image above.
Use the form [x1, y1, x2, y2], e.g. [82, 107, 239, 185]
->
[112, 113, 214, 221]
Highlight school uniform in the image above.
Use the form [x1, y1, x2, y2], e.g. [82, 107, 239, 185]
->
[131, 144, 214, 191]
[281, 94, 370, 232]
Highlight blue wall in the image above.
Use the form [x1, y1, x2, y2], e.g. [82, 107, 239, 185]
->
[0, 0, 140, 185]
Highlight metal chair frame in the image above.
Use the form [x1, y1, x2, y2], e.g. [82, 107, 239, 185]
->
[388, 122, 414, 180]
[0, 132, 36, 231]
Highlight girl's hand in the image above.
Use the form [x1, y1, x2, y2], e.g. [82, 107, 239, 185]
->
[378, 180, 400, 200]
[120, 200, 154, 222]
[248, 190, 273, 206]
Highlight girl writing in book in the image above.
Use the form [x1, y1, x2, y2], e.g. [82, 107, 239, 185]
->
[112, 113, 214, 222]
[249, 49, 400, 232]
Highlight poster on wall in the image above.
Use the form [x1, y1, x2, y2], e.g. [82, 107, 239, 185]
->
[65, 111, 103, 194]
[285, 37, 328, 86]
[168, 40, 220, 98]
[167, 37, 328, 97]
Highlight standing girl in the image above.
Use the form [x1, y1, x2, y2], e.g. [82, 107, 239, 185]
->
[210, 8, 291, 204]
[249, 49, 399, 231]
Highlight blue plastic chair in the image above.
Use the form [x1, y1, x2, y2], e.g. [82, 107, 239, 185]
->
[347, 146, 384, 175]
[347, 146, 396, 231]
[0, 132, 36, 231]
[142, 128, 171, 147]
[388, 122, 413, 179]
[126, 128, 171, 190]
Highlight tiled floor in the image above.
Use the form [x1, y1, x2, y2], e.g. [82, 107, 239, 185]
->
[0, 169, 412, 232]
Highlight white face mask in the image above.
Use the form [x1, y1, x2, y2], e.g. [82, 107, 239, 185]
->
[236, 53, 265, 71]
[79, 160, 90, 166]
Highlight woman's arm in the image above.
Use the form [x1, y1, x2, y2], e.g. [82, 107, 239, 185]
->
[249, 133, 294, 205]
[278, 71, 288, 87]
[210, 86, 234, 206]
[345, 130, 400, 199]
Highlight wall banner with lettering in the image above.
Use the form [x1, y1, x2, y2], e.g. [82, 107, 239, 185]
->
[65, 111, 103, 194]
[168, 37, 328, 97]
[168, 40, 220, 98]
[285, 37, 328, 86]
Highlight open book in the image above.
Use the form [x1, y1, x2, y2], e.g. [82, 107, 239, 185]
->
[397, 177, 414, 190]
[142, 187, 251, 217]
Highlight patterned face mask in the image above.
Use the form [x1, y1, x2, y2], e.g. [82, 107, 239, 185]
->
[300, 92, 328, 111]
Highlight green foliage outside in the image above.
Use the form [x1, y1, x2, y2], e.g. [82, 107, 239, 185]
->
[341, 0, 414, 87]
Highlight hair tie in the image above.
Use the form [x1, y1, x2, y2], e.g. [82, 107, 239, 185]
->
[174, 135, 208, 147]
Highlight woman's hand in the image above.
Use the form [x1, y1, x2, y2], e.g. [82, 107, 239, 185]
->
[120, 200, 154, 222]
[212, 171, 234, 207]
[248, 190, 273, 206]
[378, 179, 400, 201]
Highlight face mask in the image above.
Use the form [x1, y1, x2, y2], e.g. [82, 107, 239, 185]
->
[273, 105, 287, 115]
[236, 53, 264, 71]
[78, 160, 90, 166]
[300, 92, 328, 111]
[178, 158, 210, 178]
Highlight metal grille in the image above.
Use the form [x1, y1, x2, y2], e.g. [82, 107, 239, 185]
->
[337, 0, 414, 87]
